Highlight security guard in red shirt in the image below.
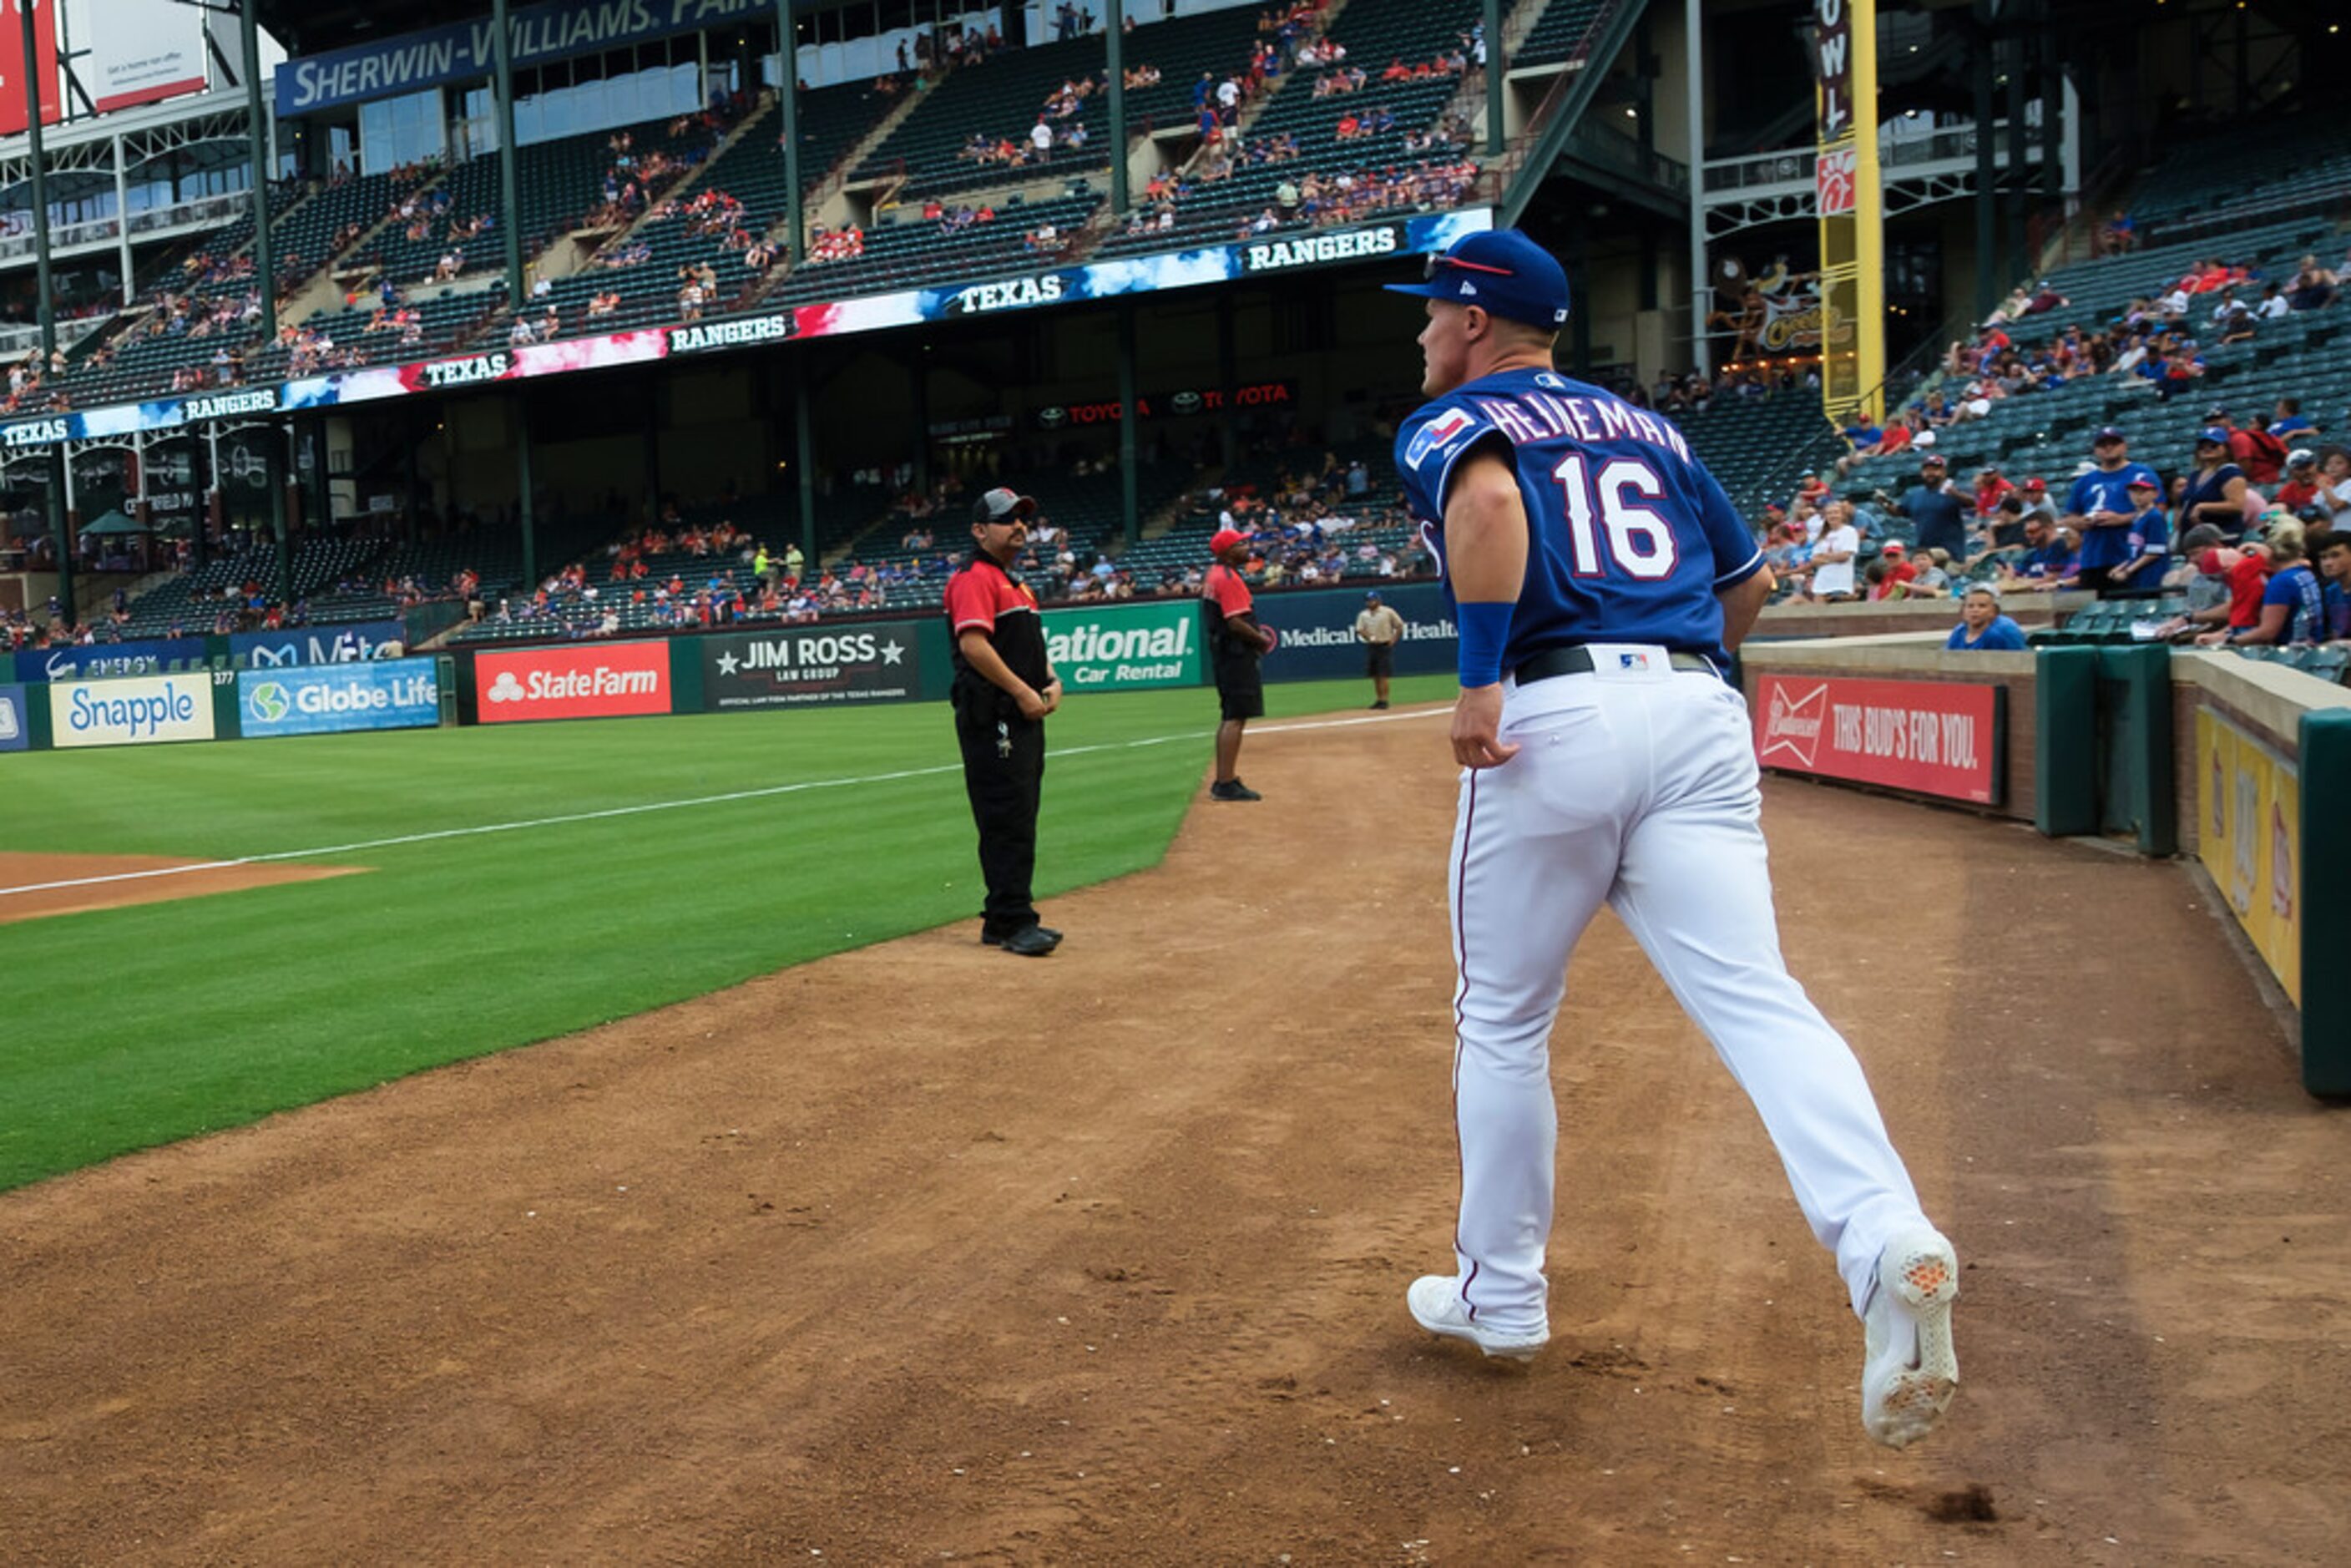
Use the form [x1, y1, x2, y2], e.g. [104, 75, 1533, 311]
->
[1203, 526, 1275, 800]
[945, 488, 1064, 955]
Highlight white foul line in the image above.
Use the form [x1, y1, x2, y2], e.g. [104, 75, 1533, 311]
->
[0, 705, 1448, 901]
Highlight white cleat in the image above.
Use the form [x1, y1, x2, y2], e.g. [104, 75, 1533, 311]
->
[1862, 1228, 1960, 1449]
[1407, 1275, 1549, 1363]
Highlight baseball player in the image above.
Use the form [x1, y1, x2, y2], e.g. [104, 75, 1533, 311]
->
[1355, 589, 1405, 708]
[1387, 230, 1959, 1449]
[944, 487, 1063, 957]
[1203, 526, 1275, 801]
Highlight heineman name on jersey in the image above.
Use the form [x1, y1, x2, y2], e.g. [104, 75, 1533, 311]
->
[1241, 225, 1401, 274]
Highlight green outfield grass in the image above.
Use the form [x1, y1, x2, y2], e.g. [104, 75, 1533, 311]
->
[0, 675, 1457, 1191]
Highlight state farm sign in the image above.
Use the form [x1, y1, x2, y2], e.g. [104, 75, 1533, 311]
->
[1752, 674, 2003, 805]
[474, 641, 671, 723]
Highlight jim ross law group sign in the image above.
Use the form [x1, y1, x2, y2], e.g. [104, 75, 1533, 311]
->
[1751, 674, 2004, 806]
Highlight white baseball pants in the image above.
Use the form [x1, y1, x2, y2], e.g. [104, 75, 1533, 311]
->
[1443, 651, 1932, 1334]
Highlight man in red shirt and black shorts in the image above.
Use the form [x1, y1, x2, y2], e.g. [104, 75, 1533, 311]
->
[945, 488, 1064, 956]
[1203, 526, 1276, 801]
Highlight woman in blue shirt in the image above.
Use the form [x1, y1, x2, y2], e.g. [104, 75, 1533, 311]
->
[2198, 521, 2319, 645]
[1947, 583, 2029, 650]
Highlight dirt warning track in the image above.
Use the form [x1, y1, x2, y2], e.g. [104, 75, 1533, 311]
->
[2, 709, 2344, 1564]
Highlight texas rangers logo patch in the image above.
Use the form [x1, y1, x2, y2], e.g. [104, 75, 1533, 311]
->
[1405, 407, 1478, 470]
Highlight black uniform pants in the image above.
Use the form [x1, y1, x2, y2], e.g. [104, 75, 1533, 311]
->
[956, 702, 1046, 932]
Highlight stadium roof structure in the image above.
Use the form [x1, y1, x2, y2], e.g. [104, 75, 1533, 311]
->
[253, 1, 511, 62]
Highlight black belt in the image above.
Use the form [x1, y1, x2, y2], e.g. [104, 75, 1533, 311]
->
[1514, 645, 1716, 684]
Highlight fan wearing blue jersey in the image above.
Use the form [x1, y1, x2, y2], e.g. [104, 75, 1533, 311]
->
[1385, 230, 1960, 1449]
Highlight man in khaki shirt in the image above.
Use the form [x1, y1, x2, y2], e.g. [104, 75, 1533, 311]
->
[1354, 589, 1405, 709]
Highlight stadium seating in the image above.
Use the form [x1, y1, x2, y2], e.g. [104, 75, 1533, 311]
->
[852, 34, 1113, 199]
[768, 190, 1105, 305]
[1512, 0, 1609, 70]
[2124, 114, 2351, 241]
[1095, 0, 1484, 258]
[1669, 388, 1843, 520]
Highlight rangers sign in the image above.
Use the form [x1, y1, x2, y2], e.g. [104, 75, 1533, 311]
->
[1752, 674, 2002, 805]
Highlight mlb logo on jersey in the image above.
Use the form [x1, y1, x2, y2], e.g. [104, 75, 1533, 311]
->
[1405, 407, 1479, 470]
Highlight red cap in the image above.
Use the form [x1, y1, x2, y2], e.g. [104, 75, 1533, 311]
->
[1210, 528, 1249, 555]
[2023, 477, 2046, 492]
[1883, 541, 1905, 554]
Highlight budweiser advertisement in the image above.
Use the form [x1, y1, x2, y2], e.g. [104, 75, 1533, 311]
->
[473, 641, 671, 723]
[1751, 674, 2004, 806]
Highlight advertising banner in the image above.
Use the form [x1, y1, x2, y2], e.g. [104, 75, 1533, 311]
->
[700, 624, 928, 710]
[0, 0, 62, 138]
[276, 0, 773, 115]
[474, 640, 670, 723]
[1252, 582, 1456, 684]
[1752, 674, 2002, 805]
[230, 620, 407, 669]
[2196, 708, 2301, 1004]
[0, 682, 25, 752]
[1042, 601, 1202, 693]
[1811, 0, 1884, 422]
[237, 658, 440, 739]
[48, 671, 217, 748]
[0, 209, 1492, 452]
[17, 635, 210, 684]
[67, 0, 207, 113]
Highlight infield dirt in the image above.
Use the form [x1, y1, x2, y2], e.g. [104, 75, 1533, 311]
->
[0, 852, 361, 924]
[3, 706, 2345, 1564]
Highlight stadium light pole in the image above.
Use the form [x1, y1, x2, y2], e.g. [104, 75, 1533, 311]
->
[1105, 0, 1127, 213]
[773, 0, 802, 265]
[1483, 0, 1501, 158]
[1970, 1, 1995, 323]
[791, 351, 817, 567]
[491, 0, 526, 311]
[490, 0, 535, 586]
[1684, 0, 1706, 377]
[20, 0, 69, 618]
[1116, 301, 1139, 548]
[238, 0, 291, 603]
[2003, 33, 2026, 281]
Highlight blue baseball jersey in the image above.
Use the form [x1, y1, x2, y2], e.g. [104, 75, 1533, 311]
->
[2065, 462, 2160, 571]
[1393, 369, 1763, 665]
[2264, 563, 2326, 644]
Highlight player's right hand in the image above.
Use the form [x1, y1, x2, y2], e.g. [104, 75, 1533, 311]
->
[1017, 688, 1052, 721]
[1452, 684, 1520, 770]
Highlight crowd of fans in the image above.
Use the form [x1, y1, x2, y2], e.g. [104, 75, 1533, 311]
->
[1771, 404, 2351, 650]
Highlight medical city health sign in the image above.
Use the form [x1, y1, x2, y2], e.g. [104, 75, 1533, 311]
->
[1751, 674, 2003, 805]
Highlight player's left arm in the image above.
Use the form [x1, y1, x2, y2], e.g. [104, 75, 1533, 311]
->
[1718, 566, 1777, 650]
[1443, 445, 1529, 769]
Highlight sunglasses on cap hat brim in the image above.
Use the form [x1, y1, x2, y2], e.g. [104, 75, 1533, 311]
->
[1422, 251, 1517, 281]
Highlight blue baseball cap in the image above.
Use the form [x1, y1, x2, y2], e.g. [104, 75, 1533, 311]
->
[1384, 229, 1570, 330]
[2197, 426, 2231, 445]
[2092, 426, 2128, 443]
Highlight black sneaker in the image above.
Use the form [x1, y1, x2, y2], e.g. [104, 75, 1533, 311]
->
[1371, 700, 1390, 710]
[1209, 779, 1262, 802]
[997, 925, 1061, 957]
[983, 923, 1062, 954]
